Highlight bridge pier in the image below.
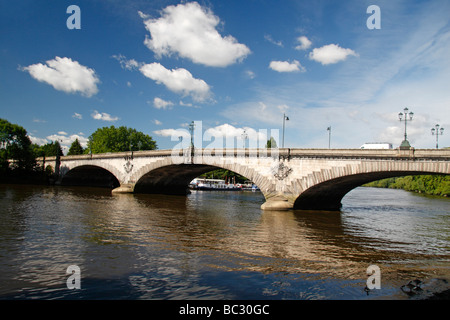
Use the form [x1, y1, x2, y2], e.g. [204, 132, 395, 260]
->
[112, 183, 135, 194]
[261, 195, 294, 211]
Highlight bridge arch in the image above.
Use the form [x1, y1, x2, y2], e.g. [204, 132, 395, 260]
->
[292, 161, 449, 211]
[60, 164, 120, 189]
[132, 159, 267, 195]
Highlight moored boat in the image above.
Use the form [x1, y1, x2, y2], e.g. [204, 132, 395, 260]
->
[190, 178, 242, 191]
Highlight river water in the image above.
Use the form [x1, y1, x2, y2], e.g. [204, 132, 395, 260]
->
[0, 183, 448, 300]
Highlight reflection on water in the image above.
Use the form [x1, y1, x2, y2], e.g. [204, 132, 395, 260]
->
[0, 184, 448, 299]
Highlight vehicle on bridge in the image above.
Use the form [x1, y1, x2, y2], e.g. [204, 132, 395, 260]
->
[360, 142, 393, 149]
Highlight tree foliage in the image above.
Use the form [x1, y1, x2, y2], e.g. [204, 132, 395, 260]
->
[33, 141, 63, 157]
[0, 118, 35, 172]
[365, 175, 450, 197]
[199, 169, 247, 183]
[265, 136, 277, 148]
[86, 126, 157, 154]
[67, 138, 84, 155]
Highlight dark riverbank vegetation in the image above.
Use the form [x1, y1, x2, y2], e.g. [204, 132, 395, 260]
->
[199, 169, 248, 184]
[364, 175, 450, 197]
[1, 118, 158, 184]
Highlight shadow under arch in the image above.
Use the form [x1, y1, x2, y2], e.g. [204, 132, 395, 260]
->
[60, 165, 120, 189]
[293, 171, 448, 211]
[134, 164, 259, 195]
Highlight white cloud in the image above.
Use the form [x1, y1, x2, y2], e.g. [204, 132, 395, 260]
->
[30, 132, 88, 153]
[112, 54, 141, 70]
[29, 135, 49, 146]
[179, 101, 193, 107]
[152, 97, 174, 109]
[205, 124, 267, 142]
[153, 128, 191, 140]
[295, 36, 312, 50]
[139, 62, 211, 102]
[46, 133, 89, 151]
[72, 112, 83, 119]
[269, 60, 305, 73]
[264, 34, 283, 47]
[32, 118, 47, 123]
[244, 70, 256, 79]
[140, 2, 250, 67]
[91, 110, 120, 122]
[153, 119, 162, 125]
[309, 44, 358, 65]
[154, 123, 268, 149]
[21, 56, 99, 97]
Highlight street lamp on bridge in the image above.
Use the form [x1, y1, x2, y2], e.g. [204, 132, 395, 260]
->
[282, 113, 289, 148]
[188, 121, 195, 149]
[398, 107, 414, 149]
[431, 124, 444, 149]
[241, 129, 248, 148]
[327, 126, 331, 149]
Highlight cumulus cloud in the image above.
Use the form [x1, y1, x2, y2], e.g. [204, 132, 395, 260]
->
[152, 97, 174, 109]
[269, 60, 305, 73]
[21, 56, 99, 97]
[139, 2, 251, 67]
[112, 54, 141, 70]
[264, 34, 283, 47]
[244, 70, 256, 79]
[30, 132, 89, 154]
[204, 123, 267, 142]
[153, 128, 191, 140]
[47, 133, 88, 148]
[154, 123, 268, 149]
[295, 36, 312, 50]
[29, 135, 49, 146]
[309, 44, 358, 65]
[139, 63, 211, 102]
[91, 110, 120, 122]
[72, 112, 83, 119]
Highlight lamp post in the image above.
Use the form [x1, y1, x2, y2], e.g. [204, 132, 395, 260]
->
[188, 121, 195, 149]
[398, 107, 414, 149]
[431, 124, 444, 149]
[241, 129, 248, 148]
[327, 126, 331, 149]
[282, 113, 289, 148]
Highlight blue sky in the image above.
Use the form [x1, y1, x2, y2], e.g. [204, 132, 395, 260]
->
[1, 0, 449, 152]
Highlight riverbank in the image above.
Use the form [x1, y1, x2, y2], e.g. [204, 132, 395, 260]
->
[364, 175, 449, 197]
[427, 289, 450, 300]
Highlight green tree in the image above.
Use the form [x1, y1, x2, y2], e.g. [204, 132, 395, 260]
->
[86, 126, 157, 154]
[67, 138, 84, 155]
[265, 136, 277, 148]
[0, 118, 36, 172]
[365, 175, 450, 197]
[199, 169, 247, 183]
[37, 141, 63, 157]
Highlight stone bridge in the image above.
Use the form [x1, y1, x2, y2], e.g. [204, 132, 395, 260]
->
[39, 148, 450, 211]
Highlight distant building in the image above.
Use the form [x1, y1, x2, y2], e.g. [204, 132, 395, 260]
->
[360, 142, 393, 149]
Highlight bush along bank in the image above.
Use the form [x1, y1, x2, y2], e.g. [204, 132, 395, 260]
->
[364, 175, 450, 197]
